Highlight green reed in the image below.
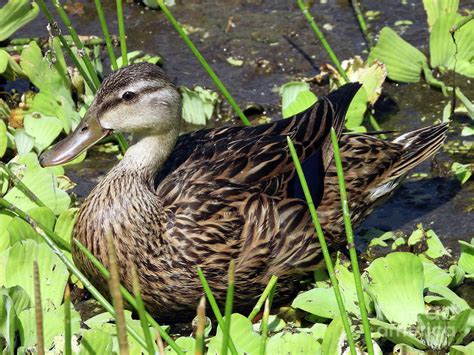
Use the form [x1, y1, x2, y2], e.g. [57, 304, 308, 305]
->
[64, 284, 72, 355]
[116, 0, 128, 66]
[93, 0, 118, 70]
[222, 260, 236, 355]
[131, 265, 156, 354]
[330, 128, 374, 354]
[197, 267, 238, 355]
[350, 0, 373, 49]
[33, 261, 45, 355]
[286, 136, 358, 355]
[156, 0, 251, 126]
[259, 280, 276, 355]
[248, 275, 278, 321]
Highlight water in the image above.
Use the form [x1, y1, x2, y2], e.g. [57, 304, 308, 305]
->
[14, 0, 473, 249]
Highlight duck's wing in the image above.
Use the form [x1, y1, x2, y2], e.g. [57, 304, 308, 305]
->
[155, 83, 361, 199]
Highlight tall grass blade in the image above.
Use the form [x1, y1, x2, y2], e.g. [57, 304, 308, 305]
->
[51, 0, 101, 88]
[286, 136, 357, 355]
[157, 0, 250, 126]
[116, 0, 128, 66]
[64, 284, 72, 355]
[73, 239, 183, 354]
[94, 0, 118, 70]
[221, 260, 235, 355]
[105, 230, 130, 355]
[195, 296, 206, 355]
[197, 267, 238, 355]
[33, 261, 45, 355]
[131, 265, 156, 354]
[330, 128, 374, 354]
[248, 275, 278, 321]
[350, 0, 373, 49]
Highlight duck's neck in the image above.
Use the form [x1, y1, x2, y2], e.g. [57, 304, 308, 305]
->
[116, 128, 179, 185]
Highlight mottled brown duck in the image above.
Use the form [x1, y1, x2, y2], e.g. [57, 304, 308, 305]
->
[40, 63, 448, 321]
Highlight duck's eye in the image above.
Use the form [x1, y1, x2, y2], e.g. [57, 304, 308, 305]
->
[122, 91, 136, 101]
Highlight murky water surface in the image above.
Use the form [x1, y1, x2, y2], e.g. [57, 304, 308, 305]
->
[16, 0, 473, 249]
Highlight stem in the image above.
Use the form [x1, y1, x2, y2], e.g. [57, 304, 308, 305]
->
[197, 268, 238, 355]
[33, 261, 45, 355]
[350, 0, 373, 49]
[131, 265, 156, 355]
[259, 298, 270, 355]
[330, 128, 374, 355]
[286, 137, 357, 355]
[450, 14, 473, 33]
[221, 260, 235, 355]
[248, 275, 278, 321]
[36, 0, 97, 92]
[73, 239, 184, 355]
[195, 296, 206, 355]
[106, 230, 130, 355]
[94, 0, 118, 70]
[116, 0, 128, 66]
[51, 0, 101, 88]
[157, 0, 250, 126]
[296, 0, 349, 82]
[64, 285, 72, 355]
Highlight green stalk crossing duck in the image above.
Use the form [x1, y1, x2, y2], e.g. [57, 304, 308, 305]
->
[40, 63, 448, 321]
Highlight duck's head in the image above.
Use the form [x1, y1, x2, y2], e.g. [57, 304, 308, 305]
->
[40, 63, 181, 167]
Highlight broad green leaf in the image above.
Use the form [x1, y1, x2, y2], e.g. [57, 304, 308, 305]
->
[425, 286, 470, 314]
[13, 129, 34, 155]
[310, 323, 327, 343]
[24, 113, 63, 152]
[4, 156, 70, 214]
[408, 226, 451, 260]
[451, 162, 472, 184]
[54, 208, 78, 244]
[345, 87, 367, 129]
[0, 49, 25, 81]
[0, 290, 17, 354]
[79, 328, 114, 354]
[165, 337, 195, 354]
[422, 0, 459, 30]
[1, 240, 68, 312]
[279, 82, 317, 119]
[363, 252, 425, 326]
[266, 332, 321, 354]
[0, 213, 12, 252]
[207, 313, 261, 354]
[369, 27, 427, 83]
[345, 57, 387, 105]
[370, 318, 427, 349]
[292, 287, 339, 319]
[430, 13, 474, 78]
[423, 261, 452, 287]
[180, 86, 219, 125]
[322, 317, 345, 355]
[7, 207, 55, 245]
[0, 0, 39, 41]
[393, 343, 425, 354]
[458, 239, 474, 276]
[450, 342, 474, 355]
[0, 119, 6, 157]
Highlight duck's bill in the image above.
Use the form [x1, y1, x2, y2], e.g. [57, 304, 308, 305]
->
[39, 113, 112, 167]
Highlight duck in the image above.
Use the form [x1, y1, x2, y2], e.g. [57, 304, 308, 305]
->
[39, 63, 448, 321]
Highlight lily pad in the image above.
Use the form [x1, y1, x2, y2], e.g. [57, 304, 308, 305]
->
[422, 0, 459, 30]
[369, 27, 427, 83]
[279, 82, 317, 119]
[363, 252, 425, 327]
[458, 239, 474, 276]
[79, 328, 113, 355]
[266, 332, 321, 354]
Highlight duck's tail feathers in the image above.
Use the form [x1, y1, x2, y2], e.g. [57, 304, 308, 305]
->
[389, 122, 449, 179]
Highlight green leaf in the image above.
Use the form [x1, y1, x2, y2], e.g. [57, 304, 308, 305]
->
[207, 313, 261, 354]
[408, 226, 451, 260]
[292, 287, 339, 319]
[180, 86, 219, 125]
[0, 49, 25, 81]
[13, 129, 34, 155]
[425, 286, 470, 314]
[165, 337, 196, 354]
[369, 27, 427, 83]
[79, 328, 114, 354]
[422, 0, 459, 30]
[0, 0, 39, 41]
[393, 343, 426, 354]
[4, 155, 70, 214]
[451, 162, 472, 184]
[54, 208, 78, 244]
[23, 113, 63, 153]
[1, 240, 69, 312]
[7, 207, 56, 245]
[279, 82, 317, 119]
[370, 318, 427, 349]
[423, 261, 452, 288]
[0, 289, 17, 354]
[345, 87, 368, 129]
[0, 119, 6, 158]
[450, 342, 474, 355]
[458, 239, 474, 276]
[266, 332, 321, 354]
[363, 252, 425, 326]
[430, 13, 474, 78]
